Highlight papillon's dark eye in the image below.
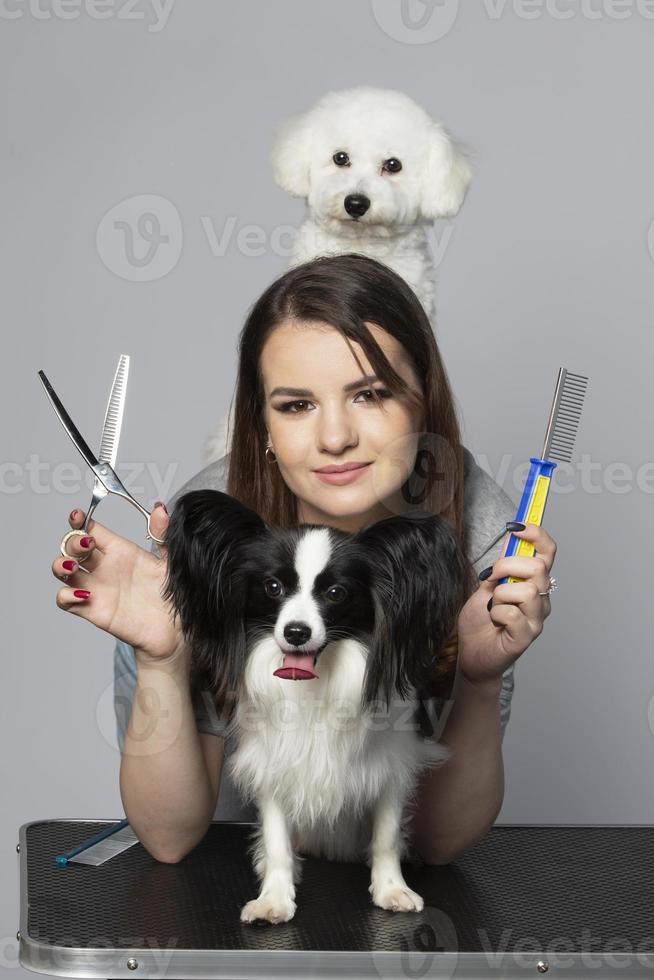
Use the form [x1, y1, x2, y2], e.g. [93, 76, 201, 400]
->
[325, 584, 348, 603]
[264, 578, 284, 599]
[382, 157, 402, 173]
[333, 151, 350, 167]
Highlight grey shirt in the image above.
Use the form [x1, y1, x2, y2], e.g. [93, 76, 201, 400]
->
[114, 448, 517, 821]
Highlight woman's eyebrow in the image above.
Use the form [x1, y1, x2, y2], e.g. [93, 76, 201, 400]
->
[269, 374, 380, 398]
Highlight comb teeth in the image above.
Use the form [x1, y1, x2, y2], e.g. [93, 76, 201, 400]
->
[542, 368, 589, 463]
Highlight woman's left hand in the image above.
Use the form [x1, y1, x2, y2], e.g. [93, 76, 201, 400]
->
[456, 523, 557, 687]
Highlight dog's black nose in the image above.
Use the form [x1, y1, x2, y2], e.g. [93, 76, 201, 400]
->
[283, 622, 312, 646]
[344, 194, 370, 218]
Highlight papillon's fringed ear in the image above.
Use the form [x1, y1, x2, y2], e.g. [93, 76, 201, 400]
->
[162, 490, 268, 706]
[355, 511, 470, 710]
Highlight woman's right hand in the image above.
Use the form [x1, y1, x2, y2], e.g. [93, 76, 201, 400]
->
[51, 504, 186, 665]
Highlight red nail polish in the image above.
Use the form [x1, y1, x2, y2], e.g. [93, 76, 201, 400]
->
[63, 560, 77, 571]
[80, 537, 92, 548]
[73, 589, 91, 599]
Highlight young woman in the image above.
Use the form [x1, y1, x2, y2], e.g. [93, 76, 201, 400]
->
[51, 253, 556, 865]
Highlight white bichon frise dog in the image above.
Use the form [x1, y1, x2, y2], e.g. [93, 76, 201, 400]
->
[271, 86, 473, 319]
[202, 86, 473, 465]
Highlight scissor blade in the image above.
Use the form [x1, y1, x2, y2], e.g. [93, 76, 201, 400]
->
[37, 370, 99, 470]
[98, 354, 129, 468]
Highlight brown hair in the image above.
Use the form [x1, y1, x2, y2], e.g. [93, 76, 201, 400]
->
[224, 252, 477, 698]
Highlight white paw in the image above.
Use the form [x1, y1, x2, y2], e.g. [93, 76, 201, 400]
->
[369, 882, 424, 912]
[240, 892, 297, 925]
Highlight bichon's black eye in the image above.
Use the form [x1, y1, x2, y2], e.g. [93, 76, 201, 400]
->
[333, 151, 350, 167]
[382, 157, 402, 173]
[264, 578, 284, 599]
[325, 584, 348, 603]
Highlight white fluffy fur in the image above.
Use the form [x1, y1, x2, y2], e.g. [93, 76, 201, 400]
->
[226, 637, 451, 924]
[202, 87, 473, 466]
[270, 86, 473, 317]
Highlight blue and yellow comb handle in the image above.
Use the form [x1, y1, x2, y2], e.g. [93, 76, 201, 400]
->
[500, 457, 557, 585]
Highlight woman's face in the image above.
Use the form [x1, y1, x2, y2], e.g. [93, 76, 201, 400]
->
[260, 319, 425, 533]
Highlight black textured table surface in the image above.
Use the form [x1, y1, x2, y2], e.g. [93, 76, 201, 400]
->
[17, 819, 654, 978]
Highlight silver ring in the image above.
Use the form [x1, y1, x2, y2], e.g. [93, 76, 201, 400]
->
[538, 576, 557, 597]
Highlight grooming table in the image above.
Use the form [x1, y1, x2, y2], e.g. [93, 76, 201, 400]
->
[17, 819, 654, 979]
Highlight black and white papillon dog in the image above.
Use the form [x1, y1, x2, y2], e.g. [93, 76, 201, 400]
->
[163, 489, 470, 925]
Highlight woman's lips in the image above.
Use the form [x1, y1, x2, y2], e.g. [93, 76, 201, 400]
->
[314, 463, 372, 485]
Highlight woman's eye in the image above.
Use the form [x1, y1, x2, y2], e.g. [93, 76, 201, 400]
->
[277, 400, 311, 414]
[382, 157, 402, 173]
[264, 578, 283, 598]
[333, 151, 350, 167]
[275, 389, 391, 414]
[326, 584, 348, 603]
[355, 387, 392, 404]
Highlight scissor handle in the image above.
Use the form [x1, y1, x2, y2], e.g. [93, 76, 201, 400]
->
[145, 512, 166, 546]
[83, 479, 108, 531]
[86, 461, 167, 546]
[61, 507, 165, 568]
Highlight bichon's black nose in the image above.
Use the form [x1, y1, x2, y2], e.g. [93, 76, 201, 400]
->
[283, 622, 312, 646]
[344, 194, 370, 218]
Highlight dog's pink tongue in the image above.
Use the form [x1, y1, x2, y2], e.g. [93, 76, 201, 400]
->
[273, 652, 318, 681]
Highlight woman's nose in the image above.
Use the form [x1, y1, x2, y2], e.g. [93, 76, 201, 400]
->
[316, 410, 358, 452]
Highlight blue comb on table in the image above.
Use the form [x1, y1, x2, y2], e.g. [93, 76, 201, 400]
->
[54, 818, 139, 867]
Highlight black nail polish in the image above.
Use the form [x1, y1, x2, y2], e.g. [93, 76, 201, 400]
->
[487, 596, 493, 611]
[478, 566, 493, 581]
[506, 521, 526, 531]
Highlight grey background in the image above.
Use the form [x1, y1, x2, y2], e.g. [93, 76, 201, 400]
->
[2, 0, 653, 969]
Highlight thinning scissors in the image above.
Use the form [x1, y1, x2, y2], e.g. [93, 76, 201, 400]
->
[38, 354, 165, 575]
